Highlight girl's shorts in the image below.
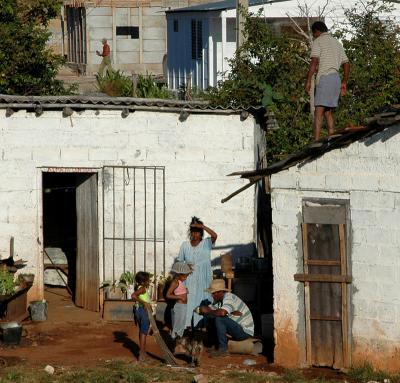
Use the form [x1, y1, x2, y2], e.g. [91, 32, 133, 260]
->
[134, 306, 150, 334]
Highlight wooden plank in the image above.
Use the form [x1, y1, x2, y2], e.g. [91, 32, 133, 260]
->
[145, 305, 178, 366]
[306, 260, 341, 266]
[76, 174, 99, 311]
[339, 224, 350, 368]
[302, 223, 312, 366]
[294, 274, 352, 283]
[310, 315, 341, 321]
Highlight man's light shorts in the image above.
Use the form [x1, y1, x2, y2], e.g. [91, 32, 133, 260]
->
[315, 72, 341, 108]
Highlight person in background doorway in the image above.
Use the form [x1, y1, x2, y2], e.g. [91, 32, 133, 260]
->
[305, 21, 350, 141]
[96, 38, 112, 76]
[131, 271, 151, 362]
[177, 217, 217, 328]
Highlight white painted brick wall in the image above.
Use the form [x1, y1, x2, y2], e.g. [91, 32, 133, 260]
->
[0, 109, 256, 287]
[271, 124, 400, 366]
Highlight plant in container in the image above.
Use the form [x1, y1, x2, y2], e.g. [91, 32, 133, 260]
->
[0, 270, 16, 297]
[118, 271, 135, 299]
[100, 280, 123, 300]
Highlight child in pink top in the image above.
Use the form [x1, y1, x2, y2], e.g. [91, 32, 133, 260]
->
[166, 261, 192, 339]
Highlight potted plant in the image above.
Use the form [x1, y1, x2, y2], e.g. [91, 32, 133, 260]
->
[118, 271, 135, 299]
[0, 270, 16, 298]
[100, 280, 123, 300]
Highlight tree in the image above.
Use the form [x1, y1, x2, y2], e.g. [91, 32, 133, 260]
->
[335, 0, 400, 129]
[206, 0, 400, 164]
[0, 0, 70, 95]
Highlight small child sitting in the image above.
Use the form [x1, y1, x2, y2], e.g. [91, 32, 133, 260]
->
[166, 261, 192, 339]
[131, 271, 151, 362]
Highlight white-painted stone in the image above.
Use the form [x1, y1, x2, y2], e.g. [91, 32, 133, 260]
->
[0, 109, 256, 301]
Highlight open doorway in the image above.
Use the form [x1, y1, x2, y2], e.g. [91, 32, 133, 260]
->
[42, 172, 99, 311]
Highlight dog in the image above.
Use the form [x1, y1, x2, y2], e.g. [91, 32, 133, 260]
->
[174, 329, 204, 367]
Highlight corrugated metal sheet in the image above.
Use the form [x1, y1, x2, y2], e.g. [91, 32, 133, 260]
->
[0, 94, 258, 114]
[222, 105, 400, 202]
[166, 0, 289, 13]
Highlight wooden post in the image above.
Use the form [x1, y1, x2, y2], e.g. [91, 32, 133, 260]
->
[236, 0, 248, 50]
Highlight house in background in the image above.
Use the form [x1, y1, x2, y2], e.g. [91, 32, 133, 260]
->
[166, 0, 400, 91]
[49, 0, 221, 75]
[228, 108, 400, 371]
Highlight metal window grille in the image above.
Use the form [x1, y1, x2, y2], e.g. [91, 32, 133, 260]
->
[191, 19, 202, 60]
[102, 166, 165, 282]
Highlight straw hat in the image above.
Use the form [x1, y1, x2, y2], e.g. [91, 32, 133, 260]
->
[204, 279, 231, 294]
[171, 261, 192, 274]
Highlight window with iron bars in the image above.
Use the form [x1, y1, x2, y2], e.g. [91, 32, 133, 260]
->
[191, 19, 202, 60]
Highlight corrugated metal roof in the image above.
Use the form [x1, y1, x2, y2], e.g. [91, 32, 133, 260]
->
[166, 0, 289, 13]
[222, 105, 400, 203]
[0, 94, 252, 114]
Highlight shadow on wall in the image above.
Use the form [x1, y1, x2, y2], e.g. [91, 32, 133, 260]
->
[211, 243, 256, 268]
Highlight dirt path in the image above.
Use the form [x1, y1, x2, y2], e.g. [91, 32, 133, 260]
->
[0, 288, 266, 371]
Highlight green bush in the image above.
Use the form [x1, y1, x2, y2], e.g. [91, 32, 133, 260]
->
[135, 73, 170, 99]
[96, 70, 134, 97]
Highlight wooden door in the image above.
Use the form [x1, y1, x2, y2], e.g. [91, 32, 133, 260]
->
[76, 174, 99, 311]
[295, 222, 351, 369]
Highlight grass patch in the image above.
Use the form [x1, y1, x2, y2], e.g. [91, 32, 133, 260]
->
[0, 362, 194, 383]
[221, 371, 278, 383]
[348, 363, 400, 383]
[280, 369, 307, 383]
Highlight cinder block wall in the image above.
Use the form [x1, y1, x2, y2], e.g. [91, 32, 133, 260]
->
[270, 124, 400, 370]
[0, 109, 256, 300]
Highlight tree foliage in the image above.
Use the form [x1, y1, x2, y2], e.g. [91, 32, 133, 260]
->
[0, 0, 70, 95]
[206, 0, 400, 164]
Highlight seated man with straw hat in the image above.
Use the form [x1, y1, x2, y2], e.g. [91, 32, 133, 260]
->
[198, 279, 254, 357]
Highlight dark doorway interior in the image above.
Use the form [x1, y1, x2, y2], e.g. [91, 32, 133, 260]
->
[43, 172, 97, 305]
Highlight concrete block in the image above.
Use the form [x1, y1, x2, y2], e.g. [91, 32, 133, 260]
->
[143, 39, 166, 52]
[116, 39, 140, 52]
[272, 210, 299, 226]
[3, 148, 32, 160]
[142, 27, 165, 39]
[272, 192, 300, 211]
[32, 148, 60, 161]
[351, 191, 395, 209]
[376, 302, 396, 323]
[358, 139, 387, 158]
[87, 15, 113, 28]
[325, 174, 351, 190]
[89, 27, 113, 42]
[350, 209, 376, 226]
[351, 243, 379, 263]
[143, 51, 165, 64]
[353, 280, 380, 301]
[142, 15, 164, 28]
[352, 174, 380, 191]
[376, 210, 400, 226]
[379, 176, 400, 193]
[61, 148, 89, 161]
[271, 172, 298, 189]
[298, 174, 325, 189]
[89, 149, 119, 161]
[86, 7, 112, 16]
[142, 6, 164, 16]
[116, 52, 140, 64]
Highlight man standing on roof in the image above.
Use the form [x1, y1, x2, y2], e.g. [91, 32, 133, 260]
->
[96, 38, 112, 76]
[305, 21, 350, 141]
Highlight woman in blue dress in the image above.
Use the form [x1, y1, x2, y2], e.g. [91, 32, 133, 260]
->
[177, 217, 218, 328]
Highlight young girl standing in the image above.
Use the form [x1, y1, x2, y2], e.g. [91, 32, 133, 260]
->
[131, 271, 151, 362]
[166, 262, 192, 339]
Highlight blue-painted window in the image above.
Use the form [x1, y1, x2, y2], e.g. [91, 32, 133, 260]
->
[173, 19, 179, 32]
[191, 19, 202, 60]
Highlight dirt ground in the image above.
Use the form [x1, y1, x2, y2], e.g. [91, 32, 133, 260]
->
[0, 288, 267, 370]
[0, 288, 348, 381]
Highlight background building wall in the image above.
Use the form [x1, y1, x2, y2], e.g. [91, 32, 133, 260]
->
[270, 125, 400, 370]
